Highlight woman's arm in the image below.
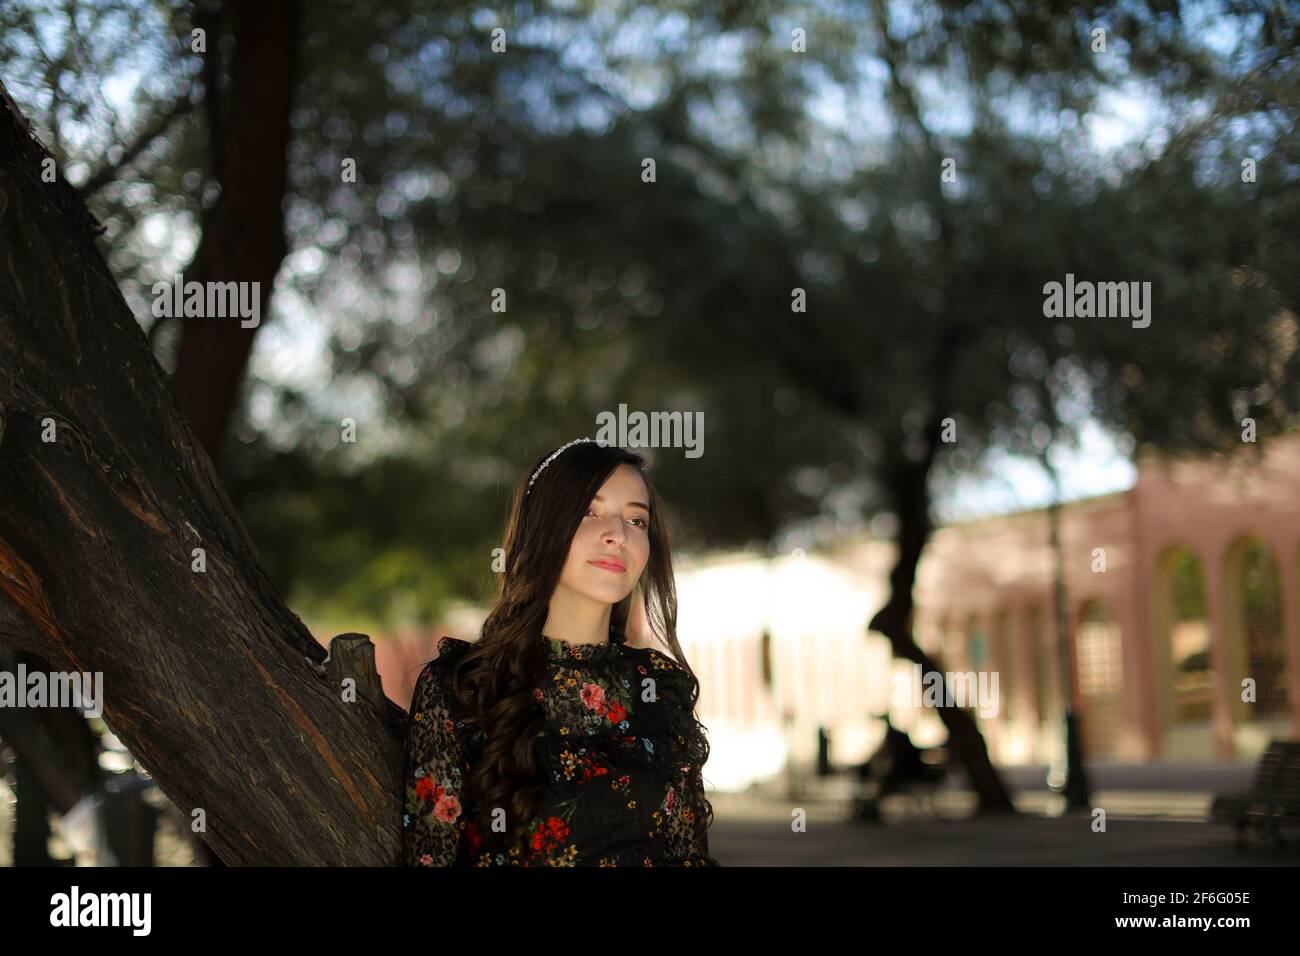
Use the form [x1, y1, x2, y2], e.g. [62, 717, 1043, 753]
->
[665, 767, 721, 866]
[402, 659, 470, 866]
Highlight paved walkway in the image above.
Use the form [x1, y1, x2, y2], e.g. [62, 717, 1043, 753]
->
[706, 783, 1300, 866]
[3, 761, 1293, 867]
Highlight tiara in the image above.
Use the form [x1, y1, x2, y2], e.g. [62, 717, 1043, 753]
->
[526, 437, 600, 496]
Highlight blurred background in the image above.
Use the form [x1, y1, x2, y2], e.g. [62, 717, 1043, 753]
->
[0, 0, 1297, 865]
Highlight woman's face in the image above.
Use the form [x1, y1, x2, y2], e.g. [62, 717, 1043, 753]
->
[555, 464, 651, 606]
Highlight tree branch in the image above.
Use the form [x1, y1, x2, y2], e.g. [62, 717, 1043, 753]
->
[78, 82, 198, 198]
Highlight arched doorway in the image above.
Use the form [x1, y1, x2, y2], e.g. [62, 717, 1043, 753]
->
[1075, 599, 1124, 759]
[1153, 547, 1212, 758]
[1223, 536, 1289, 754]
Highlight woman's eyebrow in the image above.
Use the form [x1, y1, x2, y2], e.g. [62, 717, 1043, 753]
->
[593, 494, 650, 513]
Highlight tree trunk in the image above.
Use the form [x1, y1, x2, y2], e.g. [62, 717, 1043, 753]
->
[0, 82, 405, 864]
[169, 0, 300, 467]
[867, 419, 1017, 814]
[0, 650, 101, 814]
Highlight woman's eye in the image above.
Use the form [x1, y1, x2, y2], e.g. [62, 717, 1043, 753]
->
[586, 508, 648, 529]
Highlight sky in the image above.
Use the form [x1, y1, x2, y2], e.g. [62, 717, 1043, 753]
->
[933, 422, 1136, 524]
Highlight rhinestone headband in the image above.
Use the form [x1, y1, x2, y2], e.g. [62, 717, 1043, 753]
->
[526, 437, 599, 496]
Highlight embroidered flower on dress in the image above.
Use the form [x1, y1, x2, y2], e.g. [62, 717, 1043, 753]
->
[433, 794, 461, 824]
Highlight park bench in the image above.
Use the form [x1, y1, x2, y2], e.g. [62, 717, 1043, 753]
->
[851, 741, 950, 821]
[1209, 739, 1300, 850]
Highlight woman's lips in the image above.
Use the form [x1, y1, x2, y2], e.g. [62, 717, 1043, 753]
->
[589, 559, 626, 572]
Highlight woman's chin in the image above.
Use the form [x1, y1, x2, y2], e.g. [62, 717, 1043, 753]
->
[578, 582, 631, 604]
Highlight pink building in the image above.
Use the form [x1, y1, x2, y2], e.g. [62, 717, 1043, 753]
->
[914, 429, 1300, 764]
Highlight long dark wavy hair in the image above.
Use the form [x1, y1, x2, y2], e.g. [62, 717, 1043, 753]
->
[438, 440, 710, 858]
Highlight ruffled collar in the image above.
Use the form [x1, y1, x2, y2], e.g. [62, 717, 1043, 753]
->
[438, 630, 682, 670]
[542, 628, 625, 663]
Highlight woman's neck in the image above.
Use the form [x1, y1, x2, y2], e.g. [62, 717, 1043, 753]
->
[542, 587, 613, 646]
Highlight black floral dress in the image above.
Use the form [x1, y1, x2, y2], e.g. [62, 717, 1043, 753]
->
[402, 631, 719, 866]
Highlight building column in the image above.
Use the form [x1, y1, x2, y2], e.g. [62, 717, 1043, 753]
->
[1111, 588, 1148, 761]
[1125, 487, 1161, 761]
[982, 609, 1002, 761]
[1014, 602, 1037, 727]
[1200, 550, 1235, 759]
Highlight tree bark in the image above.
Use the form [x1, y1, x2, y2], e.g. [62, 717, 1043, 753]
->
[0, 81, 405, 864]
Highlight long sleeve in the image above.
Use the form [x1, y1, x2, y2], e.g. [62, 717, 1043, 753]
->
[402, 659, 471, 866]
[664, 766, 721, 866]
[679, 781, 721, 866]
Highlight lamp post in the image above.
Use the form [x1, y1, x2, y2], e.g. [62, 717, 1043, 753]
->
[1048, 498, 1091, 810]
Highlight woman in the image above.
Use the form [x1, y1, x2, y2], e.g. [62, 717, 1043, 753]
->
[402, 438, 719, 866]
